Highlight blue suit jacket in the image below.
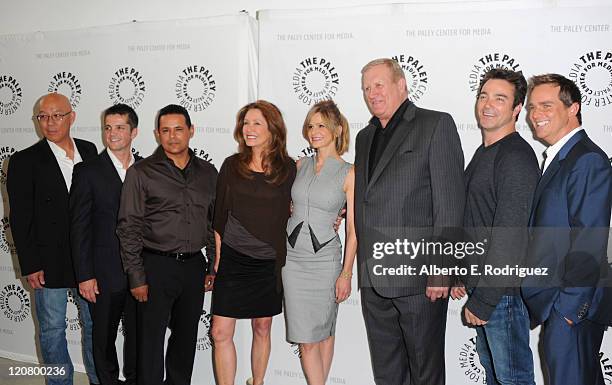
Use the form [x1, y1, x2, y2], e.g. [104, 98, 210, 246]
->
[522, 130, 612, 325]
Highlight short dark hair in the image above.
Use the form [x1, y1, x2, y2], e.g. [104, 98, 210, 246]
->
[528, 73, 582, 124]
[104, 103, 138, 128]
[157, 104, 192, 130]
[478, 69, 527, 113]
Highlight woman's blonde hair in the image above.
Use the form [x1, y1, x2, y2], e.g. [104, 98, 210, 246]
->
[302, 100, 350, 155]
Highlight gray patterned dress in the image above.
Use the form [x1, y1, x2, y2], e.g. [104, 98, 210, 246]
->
[282, 156, 352, 343]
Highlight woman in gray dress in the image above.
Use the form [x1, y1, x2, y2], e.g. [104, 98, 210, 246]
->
[282, 100, 357, 385]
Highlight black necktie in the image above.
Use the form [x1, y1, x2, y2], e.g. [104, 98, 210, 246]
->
[540, 151, 548, 175]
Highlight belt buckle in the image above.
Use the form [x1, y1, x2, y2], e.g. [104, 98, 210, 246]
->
[175, 252, 187, 262]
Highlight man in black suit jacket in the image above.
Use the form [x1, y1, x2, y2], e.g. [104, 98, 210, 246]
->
[355, 59, 465, 385]
[70, 104, 141, 385]
[7, 93, 99, 385]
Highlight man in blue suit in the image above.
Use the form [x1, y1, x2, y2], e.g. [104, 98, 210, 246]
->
[522, 74, 612, 385]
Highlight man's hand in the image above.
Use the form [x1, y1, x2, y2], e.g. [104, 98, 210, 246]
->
[204, 274, 215, 292]
[333, 208, 346, 233]
[131, 285, 149, 302]
[425, 286, 449, 302]
[464, 307, 487, 326]
[79, 279, 99, 303]
[450, 285, 467, 300]
[26, 270, 45, 289]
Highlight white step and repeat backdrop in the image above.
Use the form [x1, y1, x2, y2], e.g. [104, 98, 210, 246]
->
[258, 2, 612, 385]
[1, 2, 611, 384]
[0, 13, 257, 385]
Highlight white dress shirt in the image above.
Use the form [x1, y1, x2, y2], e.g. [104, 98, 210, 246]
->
[47, 138, 83, 190]
[107, 149, 135, 182]
[542, 126, 583, 174]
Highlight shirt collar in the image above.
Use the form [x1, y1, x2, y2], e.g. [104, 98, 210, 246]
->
[544, 126, 583, 162]
[47, 137, 82, 162]
[152, 145, 195, 167]
[107, 148, 135, 170]
[369, 98, 411, 131]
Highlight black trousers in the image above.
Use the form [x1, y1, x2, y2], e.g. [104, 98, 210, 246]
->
[361, 287, 448, 385]
[138, 251, 206, 385]
[89, 289, 137, 385]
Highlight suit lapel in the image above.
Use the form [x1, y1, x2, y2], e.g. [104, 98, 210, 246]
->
[529, 130, 587, 226]
[100, 150, 123, 188]
[362, 126, 375, 186]
[39, 139, 69, 196]
[367, 103, 416, 190]
[75, 139, 96, 161]
[530, 159, 561, 225]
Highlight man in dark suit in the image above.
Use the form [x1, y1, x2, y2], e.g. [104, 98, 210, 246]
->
[521, 74, 612, 385]
[7, 93, 99, 385]
[355, 58, 465, 385]
[70, 104, 141, 385]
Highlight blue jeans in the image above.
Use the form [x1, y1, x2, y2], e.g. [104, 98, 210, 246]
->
[35, 287, 98, 385]
[475, 295, 535, 385]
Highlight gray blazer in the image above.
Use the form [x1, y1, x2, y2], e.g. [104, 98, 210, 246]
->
[354, 101, 465, 298]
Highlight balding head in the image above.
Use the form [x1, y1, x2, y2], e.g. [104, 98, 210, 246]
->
[36, 93, 75, 146]
[39, 93, 71, 111]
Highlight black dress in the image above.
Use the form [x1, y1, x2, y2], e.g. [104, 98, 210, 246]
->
[211, 155, 296, 318]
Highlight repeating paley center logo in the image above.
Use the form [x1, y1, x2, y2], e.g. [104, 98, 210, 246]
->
[457, 336, 486, 384]
[48, 71, 82, 109]
[118, 314, 126, 337]
[1, 217, 17, 255]
[0, 75, 23, 116]
[292, 57, 340, 106]
[175, 65, 216, 112]
[0, 146, 16, 186]
[109, 67, 146, 108]
[600, 351, 612, 383]
[297, 147, 316, 159]
[468, 53, 521, 93]
[191, 147, 213, 164]
[569, 51, 612, 108]
[131, 147, 144, 159]
[0, 283, 30, 322]
[66, 290, 83, 331]
[392, 55, 428, 102]
[196, 309, 212, 351]
[290, 342, 302, 358]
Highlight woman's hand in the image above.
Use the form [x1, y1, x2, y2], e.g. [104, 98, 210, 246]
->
[335, 274, 352, 303]
[450, 285, 467, 300]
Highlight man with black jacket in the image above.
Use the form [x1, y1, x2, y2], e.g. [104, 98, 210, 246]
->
[7, 93, 99, 385]
[70, 104, 141, 385]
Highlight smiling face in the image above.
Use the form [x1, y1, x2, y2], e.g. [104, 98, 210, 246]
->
[104, 114, 137, 153]
[38, 93, 74, 146]
[306, 112, 338, 152]
[527, 83, 579, 145]
[476, 78, 521, 133]
[242, 108, 272, 152]
[156, 113, 194, 157]
[361, 64, 407, 127]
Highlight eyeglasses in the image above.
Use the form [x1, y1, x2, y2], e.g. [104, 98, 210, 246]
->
[34, 111, 72, 122]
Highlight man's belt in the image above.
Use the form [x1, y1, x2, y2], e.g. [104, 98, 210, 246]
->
[143, 247, 202, 262]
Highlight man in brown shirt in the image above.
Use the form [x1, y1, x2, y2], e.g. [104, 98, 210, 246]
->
[117, 104, 217, 385]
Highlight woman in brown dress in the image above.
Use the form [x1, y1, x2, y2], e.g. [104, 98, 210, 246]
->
[210, 100, 296, 385]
